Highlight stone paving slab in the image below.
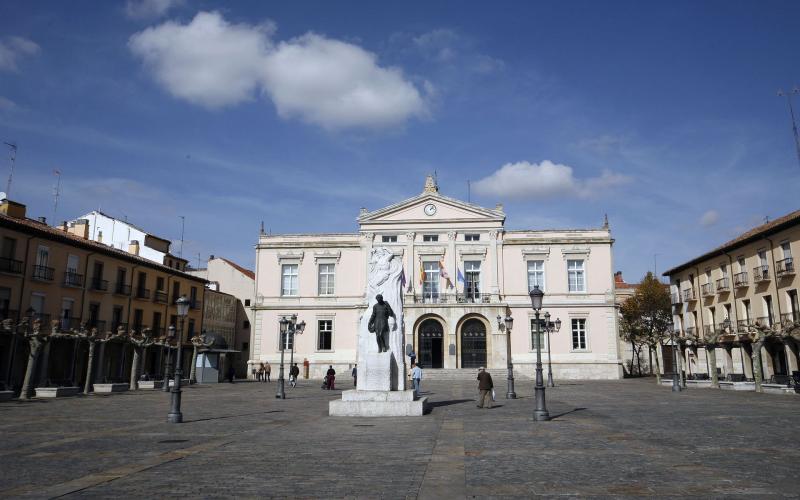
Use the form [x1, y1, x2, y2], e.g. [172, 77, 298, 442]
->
[0, 378, 797, 498]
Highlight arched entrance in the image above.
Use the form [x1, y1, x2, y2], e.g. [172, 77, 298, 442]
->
[418, 318, 444, 369]
[460, 318, 487, 368]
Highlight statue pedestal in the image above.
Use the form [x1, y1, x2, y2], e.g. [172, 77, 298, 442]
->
[361, 352, 393, 391]
[329, 389, 427, 417]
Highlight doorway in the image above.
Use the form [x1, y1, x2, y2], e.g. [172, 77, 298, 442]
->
[460, 318, 487, 368]
[418, 319, 443, 369]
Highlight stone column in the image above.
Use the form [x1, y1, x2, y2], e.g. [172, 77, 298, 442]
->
[785, 342, 799, 373]
[361, 232, 374, 285]
[741, 345, 754, 379]
[488, 230, 500, 300]
[723, 346, 734, 378]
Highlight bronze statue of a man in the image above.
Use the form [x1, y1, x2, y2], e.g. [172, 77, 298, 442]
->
[368, 294, 395, 352]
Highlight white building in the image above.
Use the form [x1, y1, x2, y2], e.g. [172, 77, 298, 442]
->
[251, 176, 622, 379]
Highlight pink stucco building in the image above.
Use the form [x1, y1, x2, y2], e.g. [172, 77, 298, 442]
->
[251, 176, 622, 379]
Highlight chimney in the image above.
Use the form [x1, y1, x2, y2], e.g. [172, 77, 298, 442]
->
[0, 199, 26, 219]
[209, 254, 215, 260]
[37, 216, 47, 224]
[57, 221, 68, 232]
[495, 203, 504, 212]
[68, 219, 89, 239]
[129, 240, 140, 256]
[614, 271, 624, 284]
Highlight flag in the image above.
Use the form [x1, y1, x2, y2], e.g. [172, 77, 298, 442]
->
[439, 259, 453, 289]
[419, 258, 426, 285]
[457, 268, 465, 284]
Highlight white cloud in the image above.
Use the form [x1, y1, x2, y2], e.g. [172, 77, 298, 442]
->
[125, 0, 182, 19]
[129, 11, 427, 129]
[472, 160, 630, 200]
[700, 210, 719, 227]
[0, 36, 40, 72]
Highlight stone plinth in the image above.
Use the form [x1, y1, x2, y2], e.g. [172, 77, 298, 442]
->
[138, 381, 163, 389]
[0, 390, 14, 401]
[686, 380, 713, 388]
[762, 384, 797, 395]
[93, 383, 129, 393]
[329, 389, 427, 417]
[34, 386, 80, 398]
[361, 352, 394, 391]
[718, 381, 755, 391]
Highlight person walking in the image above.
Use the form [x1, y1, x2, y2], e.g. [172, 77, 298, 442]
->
[251, 364, 258, 381]
[476, 367, 493, 409]
[265, 362, 271, 383]
[326, 365, 336, 390]
[352, 364, 357, 387]
[289, 363, 300, 388]
[411, 362, 423, 398]
[227, 361, 236, 383]
[258, 362, 265, 382]
[409, 349, 416, 368]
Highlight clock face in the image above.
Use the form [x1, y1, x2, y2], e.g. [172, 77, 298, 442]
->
[424, 203, 437, 216]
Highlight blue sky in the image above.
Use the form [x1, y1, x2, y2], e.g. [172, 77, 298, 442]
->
[1, 0, 799, 279]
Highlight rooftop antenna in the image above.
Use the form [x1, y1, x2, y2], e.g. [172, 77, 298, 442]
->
[764, 215, 770, 224]
[4, 141, 17, 196]
[260, 220, 265, 235]
[777, 86, 800, 168]
[197, 252, 201, 270]
[52, 169, 61, 223]
[179, 215, 185, 258]
[467, 180, 471, 203]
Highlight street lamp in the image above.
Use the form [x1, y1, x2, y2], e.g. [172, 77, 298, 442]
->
[162, 325, 175, 393]
[668, 326, 681, 392]
[529, 286, 549, 421]
[498, 314, 516, 399]
[543, 312, 562, 388]
[288, 315, 306, 388]
[167, 295, 190, 423]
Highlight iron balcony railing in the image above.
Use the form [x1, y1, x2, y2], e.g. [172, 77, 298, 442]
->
[59, 317, 81, 332]
[87, 319, 107, 333]
[776, 257, 794, 277]
[135, 287, 151, 300]
[153, 291, 168, 303]
[413, 293, 498, 304]
[715, 277, 730, 292]
[701, 283, 715, 297]
[781, 311, 800, 324]
[753, 265, 770, 283]
[737, 319, 751, 331]
[63, 271, 84, 287]
[684, 326, 696, 336]
[716, 322, 734, 334]
[131, 324, 148, 334]
[90, 278, 109, 291]
[114, 283, 131, 296]
[32, 313, 51, 326]
[682, 288, 696, 302]
[31, 265, 54, 281]
[0, 257, 23, 274]
[755, 316, 772, 327]
[111, 322, 128, 334]
[733, 271, 748, 288]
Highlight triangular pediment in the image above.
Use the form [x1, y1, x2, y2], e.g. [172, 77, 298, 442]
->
[358, 192, 504, 225]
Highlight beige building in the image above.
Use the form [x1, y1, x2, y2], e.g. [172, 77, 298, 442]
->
[251, 176, 622, 379]
[0, 198, 206, 393]
[663, 209, 800, 382]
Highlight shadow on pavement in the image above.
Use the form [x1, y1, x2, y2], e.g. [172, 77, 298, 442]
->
[427, 398, 473, 408]
[183, 409, 284, 423]
[549, 407, 587, 420]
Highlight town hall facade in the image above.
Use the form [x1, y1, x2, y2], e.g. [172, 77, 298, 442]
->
[250, 177, 622, 380]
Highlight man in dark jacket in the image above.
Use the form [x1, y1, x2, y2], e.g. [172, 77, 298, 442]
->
[289, 363, 300, 388]
[477, 367, 493, 408]
[326, 365, 336, 390]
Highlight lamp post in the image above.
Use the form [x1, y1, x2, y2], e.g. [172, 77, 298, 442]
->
[167, 296, 190, 423]
[162, 325, 174, 393]
[498, 314, 516, 399]
[529, 286, 550, 421]
[668, 327, 681, 392]
[543, 312, 562, 388]
[277, 316, 290, 399]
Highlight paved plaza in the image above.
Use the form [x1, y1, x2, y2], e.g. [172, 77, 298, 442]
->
[0, 378, 797, 498]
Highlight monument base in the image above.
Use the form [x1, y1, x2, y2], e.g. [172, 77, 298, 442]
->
[329, 390, 427, 417]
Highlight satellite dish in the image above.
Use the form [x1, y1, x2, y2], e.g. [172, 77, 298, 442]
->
[0, 192, 6, 201]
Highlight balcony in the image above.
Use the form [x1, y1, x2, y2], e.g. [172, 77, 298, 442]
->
[151, 325, 163, 337]
[776, 257, 795, 278]
[32, 313, 51, 326]
[131, 324, 148, 334]
[753, 265, 770, 283]
[111, 322, 128, 334]
[670, 293, 682, 305]
[153, 291, 168, 304]
[755, 316, 773, 327]
[412, 293, 499, 304]
[0, 257, 23, 274]
[682, 288, 696, 302]
[457, 293, 493, 304]
[733, 271, 748, 288]
[716, 322, 734, 334]
[715, 277, 730, 293]
[63, 271, 84, 288]
[90, 278, 109, 292]
[59, 317, 81, 332]
[31, 265, 54, 281]
[135, 287, 151, 300]
[87, 320, 107, 333]
[114, 283, 132, 296]
[700, 283, 715, 297]
[736, 319, 752, 331]
[781, 311, 800, 324]
[684, 326, 696, 336]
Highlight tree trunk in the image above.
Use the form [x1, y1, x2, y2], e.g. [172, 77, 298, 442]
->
[653, 346, 661, 384]
[635, 344, 643, 376]
[677, 346, 686, 387]
[20, 339, 43, 400]
[752, 341, 764, 393]
[707, 346, 719, 388]
[190, 345, 198, 384]
[84, 341, 96, 395]
[129, 346, 141, 391]
[648, 348, 653, 375]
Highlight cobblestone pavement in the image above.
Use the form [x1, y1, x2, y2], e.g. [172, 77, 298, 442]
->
[0, 378, 798, 498]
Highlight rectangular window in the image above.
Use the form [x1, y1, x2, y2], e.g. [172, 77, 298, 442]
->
[0, 287, 11, 318]
[281, 264, 298, 296]
[111, 306, 122, 331]
[422, 261, 440, 301]
[280, 329, 294, 350]
[318, 263, 335, 295]
[782, 242, 792, 259]
[1, 237, 16, 260]
[422, 235, 438, 242]
[35, 245, 49, 267]
[567, 259, 586, 292]
[156, 276, 165, 291]
[530, 318, 548, 350]
[527, 260, 545, 291]
[720, 263, 727, 278]
[381, 235, 397, 243]
[737, 257, 746, 273]
[133, 309, 143, 331]
[172, 281, 180, 302]
[464, 261, 481, 301]
[758, 250, 768, 267]
[318, 319, 333, 350]
[571, 318, 587, 350]
[464, 234, 480, 241]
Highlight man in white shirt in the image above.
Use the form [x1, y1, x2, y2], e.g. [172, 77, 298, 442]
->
[411, 363, 422, 398]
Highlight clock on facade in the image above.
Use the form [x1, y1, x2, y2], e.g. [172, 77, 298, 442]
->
[424, 203, 437, 216]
